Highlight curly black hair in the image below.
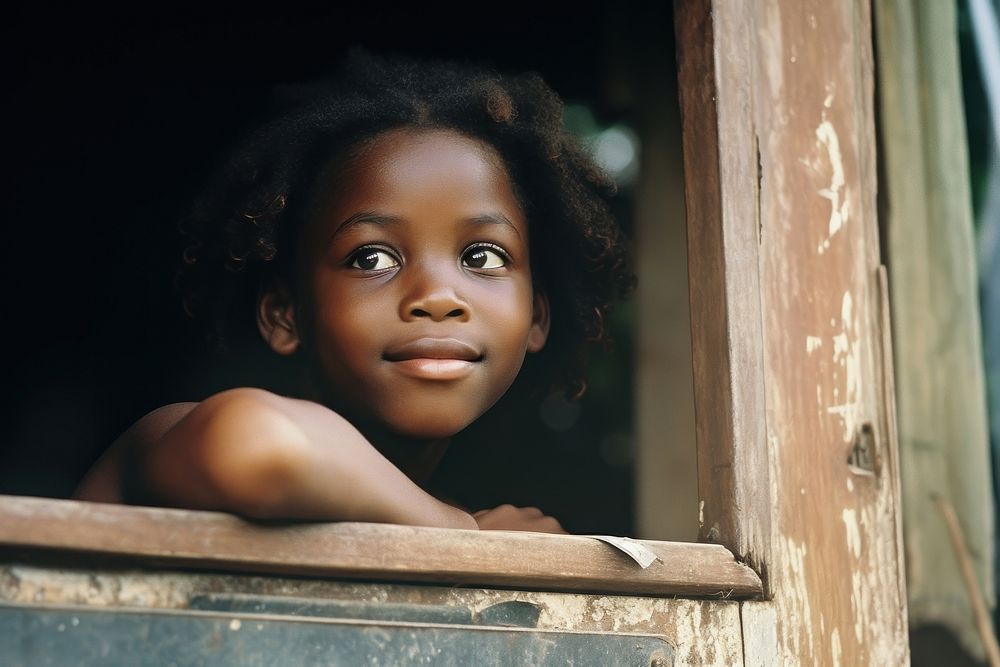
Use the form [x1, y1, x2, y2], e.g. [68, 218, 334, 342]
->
[177, 49, 633, 397]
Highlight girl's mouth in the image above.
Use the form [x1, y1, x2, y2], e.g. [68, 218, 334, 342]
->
[383, 338, 482, 381]
[389, 358, 477, 380]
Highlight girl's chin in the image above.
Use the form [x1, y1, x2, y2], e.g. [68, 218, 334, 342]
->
[371, 401, 488, 441]
[352, 410, 472, 443]
[386, 421, 470, 441]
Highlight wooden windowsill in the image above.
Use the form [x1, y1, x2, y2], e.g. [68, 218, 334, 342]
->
[0, 495, 762, 599]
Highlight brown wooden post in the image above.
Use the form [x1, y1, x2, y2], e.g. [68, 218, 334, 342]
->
[676, 0, 909, 661]
[675, 0, 773, 581]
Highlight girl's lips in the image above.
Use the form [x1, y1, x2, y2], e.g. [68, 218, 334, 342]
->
[382, 337, 482, 362]
[389, 357, 477, 381]
[383, 338, 482, 381]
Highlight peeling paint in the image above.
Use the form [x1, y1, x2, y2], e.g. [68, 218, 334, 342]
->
[826, 292, 862, 442]
[832, 333, 849, 357]
[841, 291, 853, 324]
[806, 336, 823, 354]
[779, 536, 814, 659]
[843, 509, 862, 558]
[815, 120, 850, 253]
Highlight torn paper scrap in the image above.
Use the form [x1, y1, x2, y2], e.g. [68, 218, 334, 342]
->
[586, 535, 661, 568]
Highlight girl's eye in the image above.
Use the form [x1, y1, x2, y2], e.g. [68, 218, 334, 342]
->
[349, 248, 399, 271]
[462, 244, 508, 270]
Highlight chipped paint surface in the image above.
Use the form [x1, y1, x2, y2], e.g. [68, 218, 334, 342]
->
[777, 535, 814, 659]
[842, 508, 862, 558]
[750, 0, 908, 663]
[824, 290, 862, 443]
[816, 120, 850, 245]
[810, 116, 853, 255]
[1, 564, 744, 666]
[741, 602, 778, 666]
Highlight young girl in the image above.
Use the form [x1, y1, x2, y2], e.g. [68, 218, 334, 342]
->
[74, 51, 633, 533]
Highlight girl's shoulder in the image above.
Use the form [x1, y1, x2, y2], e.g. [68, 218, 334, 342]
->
[74, 401, 200, 504]
[74, 389, 337, 506]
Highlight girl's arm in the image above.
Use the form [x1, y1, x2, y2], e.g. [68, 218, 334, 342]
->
[138, 388, 478, 530]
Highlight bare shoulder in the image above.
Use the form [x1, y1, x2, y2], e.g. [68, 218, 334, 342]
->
[76, 388, 359, 509]
[73, 401, 200, 503]
[127, 402, 202, 442]
[74, 390, 296, 505]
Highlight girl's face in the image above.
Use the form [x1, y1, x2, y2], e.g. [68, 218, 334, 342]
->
[279, 128, 548, 439]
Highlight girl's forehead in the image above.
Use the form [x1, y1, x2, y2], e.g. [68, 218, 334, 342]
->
[360, 128, 504, 174]
[316, 128, 526, 228]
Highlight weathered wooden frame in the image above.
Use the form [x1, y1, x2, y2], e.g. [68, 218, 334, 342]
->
[674, 0, 772, 583]
[0, 495, 762, 598]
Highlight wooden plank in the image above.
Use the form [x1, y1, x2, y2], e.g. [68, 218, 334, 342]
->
[674, 0, 772, 581]
[676, 0, 909, 660]
[0, 495, 762, 599]
[749, 0, 909, 662]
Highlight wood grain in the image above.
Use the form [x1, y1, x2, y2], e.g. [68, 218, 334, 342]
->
[749, 0, 909, 662]
[0, 495, 762, 598]
[674, 0, 909, 661]
[674, 0, 772, 583]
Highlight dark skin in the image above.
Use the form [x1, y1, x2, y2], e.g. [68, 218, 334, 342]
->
[76, 128, 565, 534]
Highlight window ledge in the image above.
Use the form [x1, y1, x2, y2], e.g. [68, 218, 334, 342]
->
[0, 495, 762, 599]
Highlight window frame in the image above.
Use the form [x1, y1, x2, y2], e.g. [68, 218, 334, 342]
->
[0, 0, 774, 602]
[674, 0, 772, 586]
[0, 495, 762, 598]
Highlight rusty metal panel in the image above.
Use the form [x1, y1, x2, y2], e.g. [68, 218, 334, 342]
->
[1, 564, 745, 665]
[188, 593, 541, 629]
[0, 603, 673, 667]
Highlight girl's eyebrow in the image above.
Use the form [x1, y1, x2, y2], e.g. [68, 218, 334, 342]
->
[330, 212, 522, 242]
[329, 212, 401, 242]
[466, 213, 522, 238]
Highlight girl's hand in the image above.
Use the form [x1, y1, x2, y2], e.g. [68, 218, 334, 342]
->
[472, 504, 566, 534]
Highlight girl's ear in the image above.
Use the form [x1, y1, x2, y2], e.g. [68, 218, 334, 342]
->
[257, 281, 301, 355]
[527, 291, 551, 353]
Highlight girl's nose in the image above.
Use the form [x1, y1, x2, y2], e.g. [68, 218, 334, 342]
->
[401, 273, 471, 322]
